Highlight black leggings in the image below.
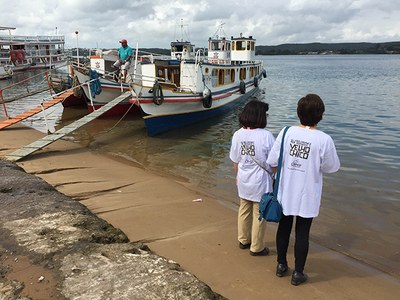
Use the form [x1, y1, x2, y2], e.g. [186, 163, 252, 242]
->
[276, 215, 313, 273]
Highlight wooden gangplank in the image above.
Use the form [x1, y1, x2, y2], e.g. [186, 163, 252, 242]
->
[0, 90, 75, 130]
[5, 91, 132, 162]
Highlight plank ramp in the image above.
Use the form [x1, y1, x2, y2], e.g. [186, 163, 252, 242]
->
[5, 91, 132, 162]
[0, 90, 75, 130]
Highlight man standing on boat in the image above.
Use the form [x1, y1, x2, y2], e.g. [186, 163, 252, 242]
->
[113, 39, 133, 82]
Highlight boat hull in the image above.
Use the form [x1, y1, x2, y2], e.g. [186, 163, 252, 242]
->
[142, 86, 258, 136]
[73, 69, 139, 116]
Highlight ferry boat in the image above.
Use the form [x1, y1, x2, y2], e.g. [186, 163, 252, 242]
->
[130, 32, 267, 135]
[0, 26, 66, 73]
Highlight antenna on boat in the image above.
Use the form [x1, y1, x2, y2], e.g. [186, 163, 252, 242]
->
[212, 22, 227, 40]
[175, 18, 190, 42]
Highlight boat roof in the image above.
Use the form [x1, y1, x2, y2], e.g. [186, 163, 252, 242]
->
[231, 36, 255, 41]
[0, 26, 16, 30]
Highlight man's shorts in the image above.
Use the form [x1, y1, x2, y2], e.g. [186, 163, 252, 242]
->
[113, 60, 131, 70]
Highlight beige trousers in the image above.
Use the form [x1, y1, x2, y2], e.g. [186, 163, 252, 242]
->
[238, 198, 266, 253]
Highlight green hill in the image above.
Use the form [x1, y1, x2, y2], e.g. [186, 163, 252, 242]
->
[256, 42, 400, 55]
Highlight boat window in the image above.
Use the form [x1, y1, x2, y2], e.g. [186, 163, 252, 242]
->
[240, 68, 246, 80]
[236, 41, 245, 51]
[232, 42, 235, 51]
[224, 69, 230, 84]
[218, 69, 224, 85]
[204, 67, 209, 74]
[251, 42, 255, 51]
[247, 42, 250, 50]
[211, 69, 218, 87]
[231, 69, 235, 83]
[211, 42, 220, 51]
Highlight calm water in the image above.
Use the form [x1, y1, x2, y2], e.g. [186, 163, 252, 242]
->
[1, 55, 400, 278]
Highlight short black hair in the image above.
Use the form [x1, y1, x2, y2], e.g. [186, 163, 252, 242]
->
[239, 100, 269, 128]
[297, 94, 325, 126]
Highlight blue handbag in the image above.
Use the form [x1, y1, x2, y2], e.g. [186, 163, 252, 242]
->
[258, 126, 289, 222]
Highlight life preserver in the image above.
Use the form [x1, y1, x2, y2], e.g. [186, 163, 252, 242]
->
[202, 87, 212, 108]
[152, 81, 164, 105]
[9, 50, 18, 62]
[239, 81, 246, 94]
[254, 77, 259, 88]
[17, 50, 26, 61]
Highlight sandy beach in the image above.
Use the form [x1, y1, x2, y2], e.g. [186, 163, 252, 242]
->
[1, 118, 400, 300]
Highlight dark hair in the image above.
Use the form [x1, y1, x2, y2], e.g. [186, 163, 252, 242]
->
[239, 100, 269, 128]
[297, 94, 325, 126]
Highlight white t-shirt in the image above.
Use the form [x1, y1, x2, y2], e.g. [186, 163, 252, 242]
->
[266, 126, 340, 217]
[230, 128, 276, 202]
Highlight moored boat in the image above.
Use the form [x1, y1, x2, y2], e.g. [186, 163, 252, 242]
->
[130, 31, 267, 136]
[71, 49, 139, 116]
[0, 26, 66, 73]
[0, 65, 12, 80]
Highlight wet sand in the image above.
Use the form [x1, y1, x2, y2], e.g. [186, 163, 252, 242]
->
[1, 118, 400, 299]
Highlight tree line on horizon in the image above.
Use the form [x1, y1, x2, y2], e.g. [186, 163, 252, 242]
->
[255, 41, 400, 55]
[70, 41, 400, 57]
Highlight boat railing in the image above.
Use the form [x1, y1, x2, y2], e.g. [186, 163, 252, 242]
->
[0, 63, 105, 132]
[0, 35, 65, 43]
[195, 49, 207, 68]
[0, 63, 84, 117]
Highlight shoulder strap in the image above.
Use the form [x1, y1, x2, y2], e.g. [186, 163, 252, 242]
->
[273, 126, 290, 195]
[248, 155, 273, 176]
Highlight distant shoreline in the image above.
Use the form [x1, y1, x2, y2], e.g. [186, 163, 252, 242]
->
[255, 41, 400, 55]
[69, 41, 400, 58]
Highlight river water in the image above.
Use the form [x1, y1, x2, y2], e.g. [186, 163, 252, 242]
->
[1, 55, 399, 278]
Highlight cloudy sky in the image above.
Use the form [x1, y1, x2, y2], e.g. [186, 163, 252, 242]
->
[1, 0, 399, 49]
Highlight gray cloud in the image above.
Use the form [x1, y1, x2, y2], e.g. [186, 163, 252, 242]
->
[1, 0, 399, 49]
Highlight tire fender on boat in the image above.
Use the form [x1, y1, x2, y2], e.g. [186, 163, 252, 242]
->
[254, 77, 259, 88]
[239, 80, 246, 94]
[262, 69, 267, 78]
[152, 81, 164, 105]
[202, 87, 212, 108]
[9, 50, 18, 62]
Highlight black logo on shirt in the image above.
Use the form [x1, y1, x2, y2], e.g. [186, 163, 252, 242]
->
[289, 139, 311, 160]
[241, 141, 255, 156]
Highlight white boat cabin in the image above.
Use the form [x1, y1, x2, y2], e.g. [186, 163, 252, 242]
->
[207, 37, 231, 65]
[230, 35, 256, 64]
[170, 41, 195, 60]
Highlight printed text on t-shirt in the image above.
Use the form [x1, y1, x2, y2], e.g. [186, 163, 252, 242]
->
[290, 139, 311, 159]
[240, 141, 255, 156]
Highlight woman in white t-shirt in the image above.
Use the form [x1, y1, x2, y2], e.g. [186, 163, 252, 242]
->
[267, 94, 340, 285]
[230, 100, 276, 256]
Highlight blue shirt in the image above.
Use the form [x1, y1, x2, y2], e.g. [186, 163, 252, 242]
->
[118, 46, 133, 61]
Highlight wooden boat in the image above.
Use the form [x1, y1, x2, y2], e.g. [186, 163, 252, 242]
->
[0, 65, 12, 80]
[71, 25, 267, 131]
[130, 32, 267, 135]
[0, 26, 66, 73]
[71, 49, 138, 116]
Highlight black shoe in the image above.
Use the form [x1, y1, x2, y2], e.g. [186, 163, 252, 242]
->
[239, 242, 251, 249]
[276, 263, 288, 277]
[291, 271, 308, 286]
[250, 247, 269, 256]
